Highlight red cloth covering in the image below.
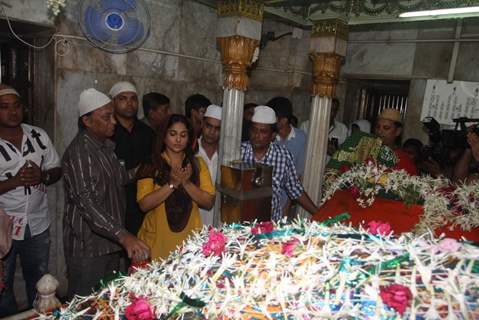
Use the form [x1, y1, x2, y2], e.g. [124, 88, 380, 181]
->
[314, 190, 479, 242]
[393, 149, 418, 176]
[313, 190, 423, 234]
[435, 225, 479, 243]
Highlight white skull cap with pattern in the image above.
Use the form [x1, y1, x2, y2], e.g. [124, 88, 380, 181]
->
[109, 81, 137, 98]
[204, 104, 222, 121]
[252, 105, 277, 124]
[78, 88, 111, 117]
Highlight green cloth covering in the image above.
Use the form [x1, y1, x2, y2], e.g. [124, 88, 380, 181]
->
[327, 131, 398, 170]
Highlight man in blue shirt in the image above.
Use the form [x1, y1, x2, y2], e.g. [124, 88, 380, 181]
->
[268, 97, 306, 178]
[241, 106, 318, 221]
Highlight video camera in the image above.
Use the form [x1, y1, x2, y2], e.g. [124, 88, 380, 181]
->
[422, 117, 479, 166]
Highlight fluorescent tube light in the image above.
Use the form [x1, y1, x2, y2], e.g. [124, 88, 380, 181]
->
[399, 6, 479, 18]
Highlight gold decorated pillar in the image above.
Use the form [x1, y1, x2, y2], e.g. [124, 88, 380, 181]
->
[214, 0, 263, 225]
[299, 19, 347, 218]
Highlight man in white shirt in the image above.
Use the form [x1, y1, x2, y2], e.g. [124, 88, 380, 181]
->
[0, 85, 62, 316]
[197, 105, 221, 226]
[300, 98, 348, 156]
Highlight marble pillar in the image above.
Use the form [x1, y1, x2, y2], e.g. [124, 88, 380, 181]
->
[299, 19, 347, 219]
[213, 1, 263, 225]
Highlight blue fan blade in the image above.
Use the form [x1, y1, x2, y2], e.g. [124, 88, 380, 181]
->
[101, 0, 136, 12]
[85, 6, 111, 42]
[117, 17, 143, 45]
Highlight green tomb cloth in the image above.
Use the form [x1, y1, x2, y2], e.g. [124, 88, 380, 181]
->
[327, 131, 398, 170]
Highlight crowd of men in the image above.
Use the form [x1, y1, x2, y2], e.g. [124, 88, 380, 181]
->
[0, 82, 321, 315]
[3, 80, 477, 315]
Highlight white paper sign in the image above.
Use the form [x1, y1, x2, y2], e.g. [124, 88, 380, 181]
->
[420, 79, 479, 126]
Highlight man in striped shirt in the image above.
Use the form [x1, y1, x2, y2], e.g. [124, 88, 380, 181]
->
[241, 106, 318, 221]
[62, 88, 149, 297]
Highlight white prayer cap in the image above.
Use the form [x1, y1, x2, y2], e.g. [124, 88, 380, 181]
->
[78, 88, 111, 117]
[109, 81, 137, 98]
[0, 85, 20, 97]
[204, 104, 222, 121]
[252, 105, 277, 124]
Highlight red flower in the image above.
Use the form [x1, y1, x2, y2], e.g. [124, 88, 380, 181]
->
[251, 221, 274, 235]
[339, 165, 350, 173]
[350, 186, 361, 199]
[281, 238, 301, 257]
[367, 220, 392, 236]
[202, 229, 227, 257]
[128, 259, 151, 275]
[125, 296, 155, 320]
[379, 284, 412, 315]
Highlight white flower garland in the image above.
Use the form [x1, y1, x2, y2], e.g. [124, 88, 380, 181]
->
[451, 182, 479, 231]
[321, 163, 479, 234]
[47, 0, 66, 17]
[42, 220, 479, 319]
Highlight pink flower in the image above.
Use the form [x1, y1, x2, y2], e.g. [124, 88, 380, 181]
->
[379, 284, 412, 315]
[281, 238, 301, 257]
[202, 229, 227, 257]
[125, 297, 155, 320]
[251, 221, 274, 235]
[433, 238, 462, 253]
[367, 220, 392, 236]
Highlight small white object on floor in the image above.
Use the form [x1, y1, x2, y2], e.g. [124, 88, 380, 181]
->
[33, 274, 61, 314]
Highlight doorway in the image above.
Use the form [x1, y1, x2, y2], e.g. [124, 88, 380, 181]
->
[0, 17, 56, 312]
[1, 38, 34, 123]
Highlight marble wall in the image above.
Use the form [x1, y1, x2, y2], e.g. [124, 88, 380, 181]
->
[1, 0, 53, 27]
[343, 18, 479, 143]
[52, 0, 321, 152]
[55, 0, 223, 153]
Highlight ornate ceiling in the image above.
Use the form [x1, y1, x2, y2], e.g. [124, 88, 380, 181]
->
[197, 0, 479, 25]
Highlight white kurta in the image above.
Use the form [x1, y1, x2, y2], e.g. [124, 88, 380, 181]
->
[197, 138, 218, 226]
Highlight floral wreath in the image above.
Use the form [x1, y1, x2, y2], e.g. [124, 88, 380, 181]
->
[321, 161, 479, 234]
[47, 0, 66, 17]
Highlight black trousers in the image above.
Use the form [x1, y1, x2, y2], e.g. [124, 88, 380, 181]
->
[66, 252, 121, 298]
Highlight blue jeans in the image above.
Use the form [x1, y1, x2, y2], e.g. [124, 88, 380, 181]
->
[0, 226, 50, 317]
